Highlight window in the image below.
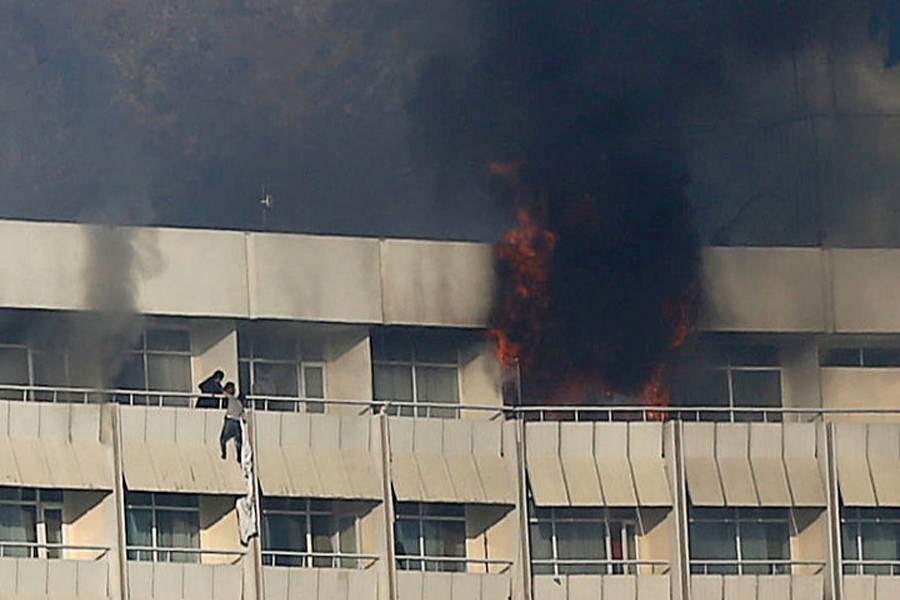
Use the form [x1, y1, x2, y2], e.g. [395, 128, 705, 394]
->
[238, 333, 325, 412]
[675, 345, 782, 420]
[529, 505, 638, 575]
[841, 507, 900, 575]
[125, 492, 200, 563]
[394, 502, 466, 572]
[114, 329, 192, 406]
[689, 507, 790, 574]
[0, 487, 62, 558]
[261, 497, 359, 568]
[821, 347, 900, 368]
[372, 329, 460, 418]
[0, 329, 73, 400]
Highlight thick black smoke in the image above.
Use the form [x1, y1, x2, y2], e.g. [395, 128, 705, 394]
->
[404, 1, 890, 397]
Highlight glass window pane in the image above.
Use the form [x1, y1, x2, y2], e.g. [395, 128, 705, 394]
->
[115, 354, 145, 390]
[415, 367, 459, 405]
[423, 519, 465, 572]
[311, 515, 336, 567]
[861, 522, 900, 575]
[253, 363, 298, 396]
[394, 519, 421, 561]
[253, 337, 296, 361]
[741, 522, 790, 574]
[690, 521, 737, 575]
[732, 370, 781, 408]
[374, 365, 413, 402]
[44, 508, 62, 559]
[529, 522, 554, 560]
[0, 347, 28, 385]
[125, 508, 152, 560]
[415, 332, 458, 364]
[146, 329, 190, 352]
[337, 516, 357, 568]
[676, 370, 729, 407]
[730, 346, 779, 367]
[157, 509, 200, 563]
[863, 348, 900, 367]
[263, 513, 307, 552]
[147, 355, 192, 392]
[303, 366, 325, 399]
[32, 352, 67, 387]
[821, 348, 861, 367]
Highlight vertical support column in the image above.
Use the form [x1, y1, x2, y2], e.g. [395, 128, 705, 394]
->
[514, 418, 532, 600]
[249, 411, 264, 600]
[825, 422, 842, 600]
[671, 422, 691, 600]
[109, 403, 130, 600]
[379, 411, 398, 600]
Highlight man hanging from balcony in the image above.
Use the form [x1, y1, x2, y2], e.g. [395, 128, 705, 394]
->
[197, 369, 225, 409]
[219, 381, 244, 463]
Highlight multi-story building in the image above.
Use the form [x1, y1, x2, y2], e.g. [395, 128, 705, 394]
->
[0, 219, 894, 600]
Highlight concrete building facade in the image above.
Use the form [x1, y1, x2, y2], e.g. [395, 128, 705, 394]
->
[0, 220, 894, 600]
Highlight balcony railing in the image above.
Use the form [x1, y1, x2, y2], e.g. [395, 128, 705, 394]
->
[1, 384, 900, 424]
[396, 555, 514, 574]
[126, 546, 247, 565]
[0, 541, 110, 560]
[532, 558, 670, 575]
[261, 550, 379, 569]
[843, 560, 900, 575]
[690, 559, 827, 576]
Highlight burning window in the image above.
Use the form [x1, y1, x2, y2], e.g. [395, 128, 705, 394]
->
[372, 328, 460, 418]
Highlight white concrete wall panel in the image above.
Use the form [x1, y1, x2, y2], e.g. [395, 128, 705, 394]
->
[472, 420, 516, 504]
[533, 576, 567, 600]
[683, 423, 725, 505]
[389, 418, 426, 501]
[11, 439, 53, 487]
[723, 575, 756, 600]
[16, 559, 48, 596]
[874, 575, 900, 600]
[380, 239, 494, 327]
[262, 567, 289, 600]
[700, 247, 826, 332]
[559, 423, 604, 505]
[526, 423, 570, 506]
[422, 572, 452, 600]
[209, 564, 242, 600]
[757, 575, 791, 599]
[831, 249, 900, 332]
[472, 573, 509, 600]
[791, 574, 824, 600]
[636, 575, 670, 600]
[594, 423, 638, 506]
[630, 422, 671, 506]
[567, 575, 602, 600]
[413, 419, 457, 501]
[835, 423, 878, 506]
[396, 571, 424, 600]
[248, 233, 382, 323]
[603, 575, 637, 600]
[318, 569, 352, 600]
[690, 575, 724, 600]
[866, 424, 900, 505]
[340, 416, 383, 499]
[126, 562, 154, 600]
[286, 567, 319, 599]
[783, 423, 827, 506]
[716, 424, 759, 506]
[749, 424, 792, 505]
[310, 415, 355, 498]
[182, 564, 215, 599]
[346, 568, 379, 600]
[443, 420, 488, 502]
[152, 562, 184, 600]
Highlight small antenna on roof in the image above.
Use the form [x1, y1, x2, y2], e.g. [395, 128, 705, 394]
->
[259, 184, 273, 230]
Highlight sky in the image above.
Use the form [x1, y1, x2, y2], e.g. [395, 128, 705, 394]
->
[1, 1, 900, 244]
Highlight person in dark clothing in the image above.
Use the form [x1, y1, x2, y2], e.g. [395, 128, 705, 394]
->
[197, 370, 225, 409]
[219, 381, 244, 463]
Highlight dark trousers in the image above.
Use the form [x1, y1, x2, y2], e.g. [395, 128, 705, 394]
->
[220, 417, 242, 462]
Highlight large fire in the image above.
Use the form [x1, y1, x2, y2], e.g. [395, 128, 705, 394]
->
[488, 161, 698, 410]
